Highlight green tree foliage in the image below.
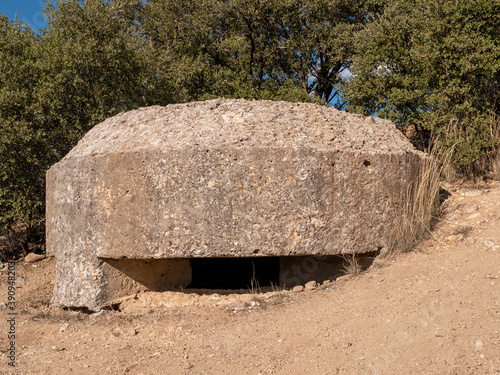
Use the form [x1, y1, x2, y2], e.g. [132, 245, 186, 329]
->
[0, 16, 46, 253]
[0, 0, 149, 256]
[39, 0, 147, 146]
[344, 0, 500, 176]
[141, 0, 383, 105]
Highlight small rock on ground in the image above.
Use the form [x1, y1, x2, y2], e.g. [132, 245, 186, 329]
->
[445, 234, 465, 243]
[25, 253, 46, 263]
[305, 281, 318, 290]
[483, 239, 496, 248]
[463, 205, 479, 213]
[464, 190, 482, 197]
[59, 323, 69, 332]
[226, 302, 247, 311]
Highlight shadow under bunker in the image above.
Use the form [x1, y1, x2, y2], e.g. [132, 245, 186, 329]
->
[105, 252, 380, 293]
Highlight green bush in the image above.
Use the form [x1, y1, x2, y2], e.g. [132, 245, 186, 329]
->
[0, 1, 148, 259]
[344, 0, 500, 177]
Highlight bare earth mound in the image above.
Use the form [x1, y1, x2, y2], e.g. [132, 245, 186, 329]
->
[1, 181, 499, 374]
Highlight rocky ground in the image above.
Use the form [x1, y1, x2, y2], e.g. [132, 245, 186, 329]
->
[0, 181, 499, 375]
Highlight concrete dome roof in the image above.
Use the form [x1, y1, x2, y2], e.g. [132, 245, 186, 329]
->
[65, 99, 415, 159]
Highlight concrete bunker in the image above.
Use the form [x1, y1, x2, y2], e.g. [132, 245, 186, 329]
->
[46, 99, 434, 310]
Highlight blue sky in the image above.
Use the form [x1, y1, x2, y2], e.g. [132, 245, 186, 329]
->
[0, 0, 48, 31]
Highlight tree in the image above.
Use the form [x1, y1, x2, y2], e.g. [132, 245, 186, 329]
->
[0, 15, 46, 255]
[141, 0, 385, 106]
[344, 0, 500, 176]
[272, 0, 385, 106]
[39, 0, 147, 142]
[0, 0, 149, 257]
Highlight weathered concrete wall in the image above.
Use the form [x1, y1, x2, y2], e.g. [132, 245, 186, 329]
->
[47, 99, 434, 310]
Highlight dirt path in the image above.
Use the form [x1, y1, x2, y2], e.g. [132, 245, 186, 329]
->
[1, 181, 499, 375]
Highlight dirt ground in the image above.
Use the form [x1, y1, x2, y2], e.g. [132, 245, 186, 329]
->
[1, 181, 499, 375]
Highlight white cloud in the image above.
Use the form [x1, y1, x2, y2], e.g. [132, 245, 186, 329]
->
[340, 67, 352, 79]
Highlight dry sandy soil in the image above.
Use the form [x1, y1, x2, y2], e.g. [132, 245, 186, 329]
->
[1, 181, 499, 375]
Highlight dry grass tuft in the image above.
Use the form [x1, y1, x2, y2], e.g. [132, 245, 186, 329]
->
[249, 276, 261, 295]
[340, 253, 362, 276]
[393, 144, 452, 254]
[270, 281, 286, 293]
[249, 261, 262, 294]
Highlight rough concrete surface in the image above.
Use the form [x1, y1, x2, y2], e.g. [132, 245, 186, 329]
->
[46, 99, 433, 310]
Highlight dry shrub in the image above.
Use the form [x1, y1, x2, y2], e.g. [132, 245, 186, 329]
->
[393, 145, 452, 253]
[340, 253, 378, 276]
[340, 253, 361, 276]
